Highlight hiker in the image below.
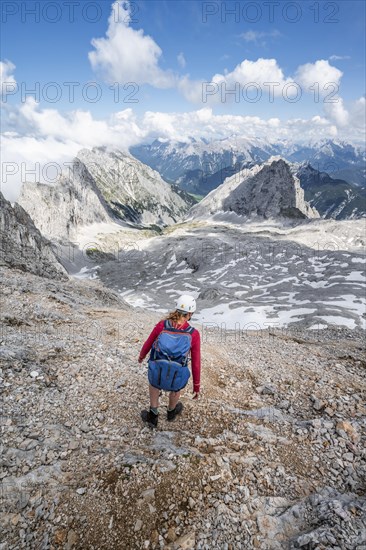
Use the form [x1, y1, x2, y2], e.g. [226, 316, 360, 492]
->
[138, 294, 201, 428]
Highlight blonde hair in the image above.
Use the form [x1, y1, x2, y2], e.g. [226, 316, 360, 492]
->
[162, 309, 189, 324]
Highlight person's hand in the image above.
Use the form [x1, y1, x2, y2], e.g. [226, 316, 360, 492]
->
[192, 392, 200, 400]
[138, 357, 144, 364]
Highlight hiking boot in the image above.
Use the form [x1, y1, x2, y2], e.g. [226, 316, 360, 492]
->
[141, 408, 158, 428]
[167, 402, 184, 421]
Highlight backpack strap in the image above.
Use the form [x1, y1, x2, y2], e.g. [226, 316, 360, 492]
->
[163, 319, 195, 334]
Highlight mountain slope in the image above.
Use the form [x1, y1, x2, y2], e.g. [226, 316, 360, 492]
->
[76, 148, 195, 225]
[296, 163, 366, 220]
[18, 158, 112, 240]
[18, 148, 194, 241]
[187, 157, 319, 221]
[2, 263, 365, 549]
[0, 191, 67, 279]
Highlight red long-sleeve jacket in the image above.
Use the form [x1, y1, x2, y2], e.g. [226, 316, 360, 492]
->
[139, 320, 201, 393]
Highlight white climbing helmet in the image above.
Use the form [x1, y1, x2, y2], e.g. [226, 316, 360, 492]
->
[175, 294, 196, 313]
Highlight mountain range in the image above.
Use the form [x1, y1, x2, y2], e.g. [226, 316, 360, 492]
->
[131, 137, 366, 195]
[4, 141, 366, 333]
[17, 149, 324, 245]
[15, 143, 365, 248]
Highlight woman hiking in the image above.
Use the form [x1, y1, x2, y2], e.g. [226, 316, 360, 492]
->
[138, 294, 201, 428]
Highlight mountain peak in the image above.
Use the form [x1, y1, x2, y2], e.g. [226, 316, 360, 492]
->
[188, 158, 319, 221]
[17, 148, 194, 240]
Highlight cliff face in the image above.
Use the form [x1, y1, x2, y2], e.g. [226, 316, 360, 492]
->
[188, 157, 320, 220]
[295, 162, 366, 220]
[76, 148, 193, 226]
[17, 158, 112, 241]
[0, 192, 67, 279]
[17, 148, 193, 241]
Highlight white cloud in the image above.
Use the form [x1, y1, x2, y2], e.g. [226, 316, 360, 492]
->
[348, 96, 366, 130]
[240, 30, 281, 44]
[177, 52, 186, 68]
[179, 58, 345, 106]
[1, 98, 145, 201]
[220, 57, 291, 89]
[294, 59, 343, 92]
[88, 0, 174, 88]
[141, 108, 346, 144]
[0, 60, 16, 100]
[323, 96, 349, 127]
[87, 3, 354, 134]
[16, 97, 142, 146]
[294, 59, 350, 127]
[178, 58, 294, 104]
[177, 75, 208, 104]
[2, 99, 364, 202]
[329, 55, 351, 61]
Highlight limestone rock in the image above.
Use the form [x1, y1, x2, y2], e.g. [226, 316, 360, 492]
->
[17, 148, 193, 240]
[188, 157, 320, 220]
[0, 191, 67, 280]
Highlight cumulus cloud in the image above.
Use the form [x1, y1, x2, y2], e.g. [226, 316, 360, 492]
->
[0, 60, 16, 100]
[2, 98, 364, 202]
[323, 96, 349, 127]
[141, 108, 346, 144]
[294, 60, 349, 128]
[294, 59, 343, 93]
[218, 57, 291, 91]
[177, 75, 208, 104]
[87, 3, 354, 133]
[348, 96, 366, 130]
[88, 0, 174, 88]
[178, 58, 294, 104]
[1, 98, 145, 201]
[178, 58, 345, 106]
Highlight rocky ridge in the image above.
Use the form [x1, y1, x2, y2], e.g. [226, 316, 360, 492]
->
[187, 158, 320, 221]
[17, 148, 194, 241]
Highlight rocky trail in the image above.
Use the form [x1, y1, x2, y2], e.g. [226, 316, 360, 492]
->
[1, 266, 366, 549]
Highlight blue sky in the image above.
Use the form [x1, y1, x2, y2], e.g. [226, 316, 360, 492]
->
[2, 0, 365, 116]
[1, 0, 365, 199]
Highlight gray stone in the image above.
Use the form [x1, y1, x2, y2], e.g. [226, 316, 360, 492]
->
[0, 192, 67, 280]
[134, 519, 143, 532]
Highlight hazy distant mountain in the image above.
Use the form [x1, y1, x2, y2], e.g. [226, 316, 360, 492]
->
[295, 162, 366, 220]
[130, 136, 281, 189]
[131, 137, 366, 194]
[286, 139, 366, 188]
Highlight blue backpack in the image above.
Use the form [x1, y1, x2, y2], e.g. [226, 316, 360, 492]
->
[148, 320, 195, 392]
